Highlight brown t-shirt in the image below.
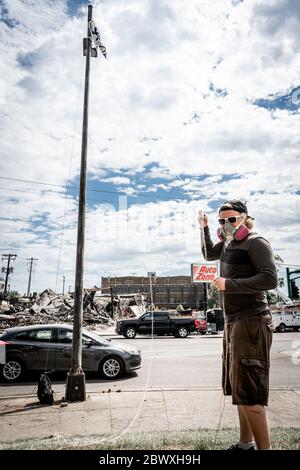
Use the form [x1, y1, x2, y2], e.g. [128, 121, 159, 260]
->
[202, 226, 278, 319]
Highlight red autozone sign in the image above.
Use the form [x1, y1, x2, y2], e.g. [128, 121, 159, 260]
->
[192, 263, 218, 283]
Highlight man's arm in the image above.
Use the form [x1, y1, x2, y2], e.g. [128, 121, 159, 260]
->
[225, 237, 278, 293]
[202, 226, 224, 261]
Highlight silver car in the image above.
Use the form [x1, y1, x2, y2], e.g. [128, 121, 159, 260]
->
[0, 324, 141, 382]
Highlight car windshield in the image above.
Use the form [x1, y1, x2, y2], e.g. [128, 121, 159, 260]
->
[138, 312, 151, 319]
[82, 329, 111, 345]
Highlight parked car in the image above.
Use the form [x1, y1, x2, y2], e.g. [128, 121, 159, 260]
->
[194, 311, 207, 335]
[116, 311, 197, 338]
[272, 310, 300, 332]
[0, 324, 141, 383]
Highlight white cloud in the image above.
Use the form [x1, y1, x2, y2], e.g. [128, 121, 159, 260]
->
[101, 176, 131, 185]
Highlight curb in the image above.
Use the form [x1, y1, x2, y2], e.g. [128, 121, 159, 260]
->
[1, 386, 298, 401]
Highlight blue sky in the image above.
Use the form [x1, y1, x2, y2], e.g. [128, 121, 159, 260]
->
[67, 0, 87, 17]
[255, 86, 300, 112]
[0, 0, 299, 294]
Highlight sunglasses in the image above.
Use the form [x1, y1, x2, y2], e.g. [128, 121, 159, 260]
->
[218, 215, 243, 225]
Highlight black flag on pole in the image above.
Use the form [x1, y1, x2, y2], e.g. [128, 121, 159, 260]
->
[89, 19, 107, 58]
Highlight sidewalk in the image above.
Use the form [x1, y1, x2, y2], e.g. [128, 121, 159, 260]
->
[0, 388, 299, 444]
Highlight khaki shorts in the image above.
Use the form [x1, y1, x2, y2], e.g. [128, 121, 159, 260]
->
[222, 312, 274, 406]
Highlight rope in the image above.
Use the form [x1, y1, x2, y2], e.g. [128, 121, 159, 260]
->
[106, 273, 156, 444]
[213, 391, 226, 448]
[199, 211, 208, 261]
[54, 55, 85, 292]
[198, 210, 210, 318]
[16, 56, 85, 407]
[199, 210, 226, 448]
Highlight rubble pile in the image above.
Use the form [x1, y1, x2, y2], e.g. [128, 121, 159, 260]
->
[0, 289, 114, 330]
[116, 294, 146, 319]
[0, 289, 147, 330]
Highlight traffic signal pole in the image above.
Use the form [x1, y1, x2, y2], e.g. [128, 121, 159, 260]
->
[286, 267, 300, 299]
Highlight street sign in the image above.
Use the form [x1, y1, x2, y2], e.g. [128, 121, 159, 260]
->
[192, 263, 218, 283]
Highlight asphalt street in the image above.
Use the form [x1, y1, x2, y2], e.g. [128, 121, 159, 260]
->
[1, 331, 299, 398]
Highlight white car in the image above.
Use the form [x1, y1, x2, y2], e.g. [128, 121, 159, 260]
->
[271, 310, 300, 332]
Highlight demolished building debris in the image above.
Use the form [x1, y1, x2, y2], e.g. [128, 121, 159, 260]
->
[0, 288, 146, 331]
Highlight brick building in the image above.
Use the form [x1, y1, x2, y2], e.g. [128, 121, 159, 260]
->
[101, 274, 205, 310]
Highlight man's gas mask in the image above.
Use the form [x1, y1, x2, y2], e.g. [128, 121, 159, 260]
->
[217, 214, 250, 242]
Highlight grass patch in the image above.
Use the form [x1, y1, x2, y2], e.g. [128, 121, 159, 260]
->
[0, 427, 299, 450]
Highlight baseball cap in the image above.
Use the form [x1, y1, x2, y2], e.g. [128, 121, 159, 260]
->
[219, 199, 255, 219]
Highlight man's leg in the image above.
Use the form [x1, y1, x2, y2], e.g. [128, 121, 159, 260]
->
[238, 405, 253, 443]
[241, 404, 271, 449]
[231, 314, 273, 450]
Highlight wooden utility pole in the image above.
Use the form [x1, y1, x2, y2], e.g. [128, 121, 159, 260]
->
[2, 254, 17, 294]
[110, 286, 114, 318]
[27, 257, 38, 297]
[65, 4, 93, 402]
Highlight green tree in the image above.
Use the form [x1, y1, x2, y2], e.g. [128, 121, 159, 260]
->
[207, 284, 220, 309]
[266, 290, 278, 305]
[2, 291, 20, 303]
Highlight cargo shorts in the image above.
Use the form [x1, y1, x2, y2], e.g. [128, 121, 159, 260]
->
[222, 311, 274, 406]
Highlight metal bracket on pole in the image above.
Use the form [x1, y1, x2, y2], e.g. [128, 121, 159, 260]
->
[65, 370, 86, 402]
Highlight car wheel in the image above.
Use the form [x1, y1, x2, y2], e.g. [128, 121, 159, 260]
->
[278, 323, 286, 333]
[200, 331, 206, 335]
[1, 358, 25, 382]
[100, 356, 124, 379]
[177, 327, 189, 338]
[124, 327, 136, 339]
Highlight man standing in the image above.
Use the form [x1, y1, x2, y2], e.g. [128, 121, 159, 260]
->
[198, 200, 277, 450]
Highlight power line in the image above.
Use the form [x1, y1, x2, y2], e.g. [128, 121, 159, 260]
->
[0, 186, 144, 206]
[0, 176, 68, 189]
[90, 187, 187, 200]
[0, 175, 189, 201]
[1, 175, 299, 208]
[0, 187, 69, 197]
[0, 190, 123, 206]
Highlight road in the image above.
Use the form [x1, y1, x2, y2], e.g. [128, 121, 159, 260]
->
[1, 331, 299, 398]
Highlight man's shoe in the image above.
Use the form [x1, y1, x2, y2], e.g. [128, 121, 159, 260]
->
[227, 443, 255, 451]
